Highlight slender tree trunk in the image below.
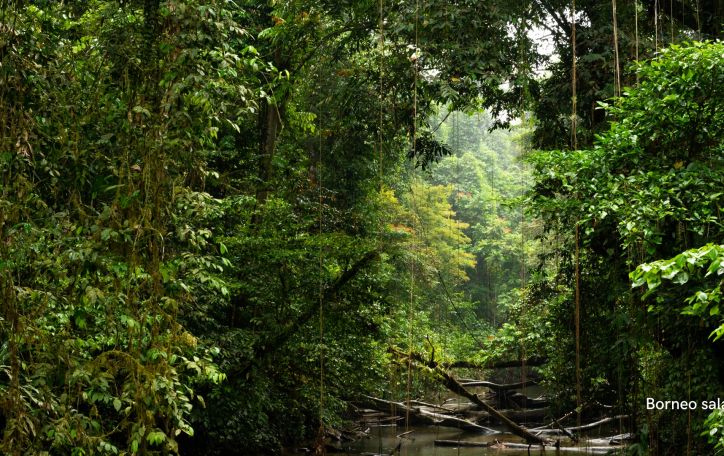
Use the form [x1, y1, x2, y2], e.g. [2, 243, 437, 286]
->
[256, 99, 283, 207]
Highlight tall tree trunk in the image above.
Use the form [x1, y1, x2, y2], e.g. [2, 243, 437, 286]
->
[256, 99, 283, 207]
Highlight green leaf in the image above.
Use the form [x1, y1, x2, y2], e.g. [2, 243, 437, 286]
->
[147, 430, 166, 446]
[672, 271, 689, 285]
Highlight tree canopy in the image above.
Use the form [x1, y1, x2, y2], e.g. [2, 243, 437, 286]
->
[1, 0, 723, 455]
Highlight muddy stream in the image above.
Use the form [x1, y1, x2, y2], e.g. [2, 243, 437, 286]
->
[322, 384, 627, 455]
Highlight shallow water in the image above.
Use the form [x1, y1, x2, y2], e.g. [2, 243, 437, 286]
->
[329, 386, 625, 456]
[336, 424, 622, 456]
[341, 424, 532, 456]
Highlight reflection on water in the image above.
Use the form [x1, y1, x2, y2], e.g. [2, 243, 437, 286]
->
[340, 424, 536, 456]
[328, 387, 625, 455]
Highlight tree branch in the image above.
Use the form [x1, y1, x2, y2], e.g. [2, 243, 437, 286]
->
[533, 0, 572, 39]
[238, 249, 381, 376]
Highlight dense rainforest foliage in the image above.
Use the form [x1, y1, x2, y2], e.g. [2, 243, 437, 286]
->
[0, 0, 722, 455]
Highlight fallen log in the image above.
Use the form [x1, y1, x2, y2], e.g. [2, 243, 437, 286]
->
[360, 415, 402, 424]
[387, 347, 548, 445]
[532, 415, 629, 434]
[609, 433, 633, 445]
[361, 396, 495, 434]
[440, 399, 477, 413]
[443, 395, 549, 420]
[470, 407, 550, 423]
[440, 400, 546, 418]
[566, 415, 628, 432]
[428, 369, 548, 445]
[434, 440, 622, 454]
[506, 392, 549, 409]
[407, 400, 456, 414]
[586, 433, 633, 446]
[552, 415, 577, 442]
[532, 405, 585, 432]
[459, 380, 538, 390]
[496, 442, 623, 454]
